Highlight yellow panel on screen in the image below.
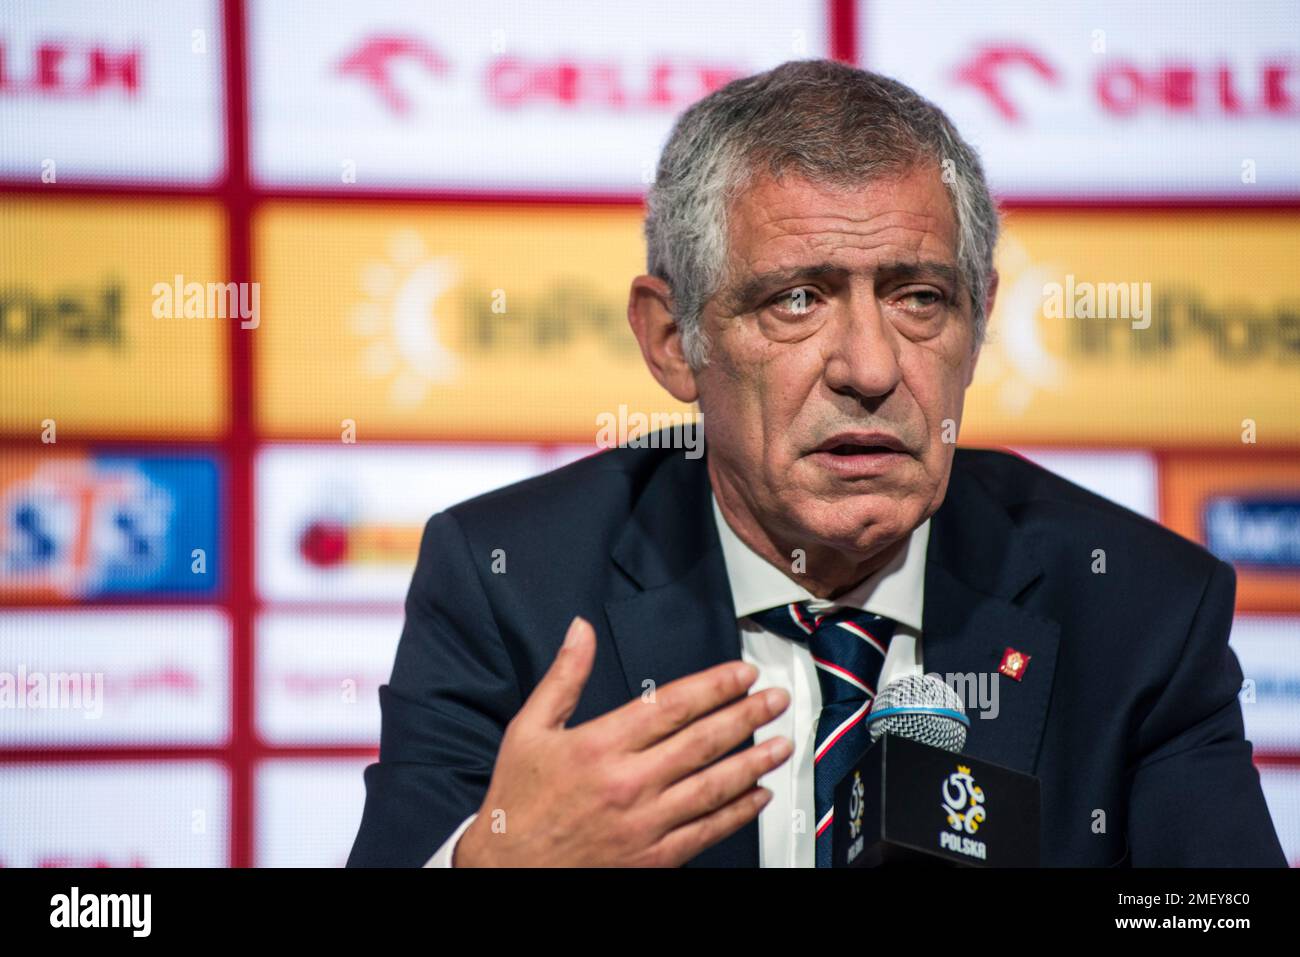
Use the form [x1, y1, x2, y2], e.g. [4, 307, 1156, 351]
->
[0, 198, 230, 440]
[254, 202, 695, 441]
[964, 212, 1300, 446]
[0, 201, 231, 442]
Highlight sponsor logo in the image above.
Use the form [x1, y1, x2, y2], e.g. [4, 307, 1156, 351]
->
[0, 455, 220, 599]
[0, 282, 123, 351]
[257, 208, 690, 438]
[845, 769, 867, 865]
[1164, 458, 1300, 611]
[964, 217, 1300, 443]
[0, 40, 141, 98]
[861, 2, 1300, 195]
[953, 42, 1298, 123]
[296, 517, 421, 569]
[334, 35, 744, 118]
[1205, 497, 1300, 570]
[940, 763, 988, 860]
[1, 201, 228, 436]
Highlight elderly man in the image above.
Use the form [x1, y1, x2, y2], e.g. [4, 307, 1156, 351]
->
[347, 60, 1286, 868]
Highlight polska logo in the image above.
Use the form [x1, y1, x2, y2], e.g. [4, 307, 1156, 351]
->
[939, 763, 989, 860]
[843, 769, 868, 865]
[848, 770, 866, 840]
[942, 764, 986, 834]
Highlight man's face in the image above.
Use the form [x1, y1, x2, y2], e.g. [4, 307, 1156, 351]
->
[693, 164, 986, 562]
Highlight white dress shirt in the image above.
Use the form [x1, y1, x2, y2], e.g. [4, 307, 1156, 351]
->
[425, 492, 929, 867]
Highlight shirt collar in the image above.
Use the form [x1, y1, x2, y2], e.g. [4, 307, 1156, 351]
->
[710, 488, 928, 631]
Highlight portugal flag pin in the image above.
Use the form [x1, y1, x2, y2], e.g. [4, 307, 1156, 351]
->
[999, 647, 1030, 682]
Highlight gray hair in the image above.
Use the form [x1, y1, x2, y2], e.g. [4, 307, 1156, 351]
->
[644, 59, 1000, 369]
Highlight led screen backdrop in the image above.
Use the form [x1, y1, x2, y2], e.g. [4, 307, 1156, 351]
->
[1, 0, 1298, 867]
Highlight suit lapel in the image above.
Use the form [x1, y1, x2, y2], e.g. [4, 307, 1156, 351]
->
[604, 448, 759, 867]
[922, 452, 1061, 775]
[600, 445, 1062, 866]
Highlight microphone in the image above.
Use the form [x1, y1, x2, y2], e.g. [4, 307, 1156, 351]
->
[868, 673, 970, 750]
[831, 674, 1041, 867]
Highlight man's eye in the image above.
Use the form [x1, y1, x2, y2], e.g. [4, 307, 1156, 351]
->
[898, 289, 945, 309]
[768, 288, 817, 314]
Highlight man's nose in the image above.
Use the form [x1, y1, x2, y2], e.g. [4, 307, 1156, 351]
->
[822, 298, 903, 400]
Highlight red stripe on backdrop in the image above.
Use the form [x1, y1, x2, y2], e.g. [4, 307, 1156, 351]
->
[830, 0, 857, 65]
[222, 0, 256, 870]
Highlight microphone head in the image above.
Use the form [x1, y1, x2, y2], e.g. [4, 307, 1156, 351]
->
[867, 674, 969, 752]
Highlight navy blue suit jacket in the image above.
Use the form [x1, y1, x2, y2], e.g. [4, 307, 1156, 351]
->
[347, 440, 1287, 867]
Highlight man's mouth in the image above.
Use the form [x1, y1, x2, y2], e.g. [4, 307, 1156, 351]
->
[824, 442, 897, 456]
[808, 432, 910, 476]
[812, 431, 908, 455]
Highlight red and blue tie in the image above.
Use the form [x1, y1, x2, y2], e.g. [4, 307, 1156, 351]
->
[747, 601, 897, 868]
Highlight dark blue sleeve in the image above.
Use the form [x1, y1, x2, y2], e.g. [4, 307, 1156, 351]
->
[1126, 560, 1287, 866]
[347, 510, 522, 867]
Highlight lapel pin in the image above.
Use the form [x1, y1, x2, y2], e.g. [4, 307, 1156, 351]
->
[999, 647, 1030, 682]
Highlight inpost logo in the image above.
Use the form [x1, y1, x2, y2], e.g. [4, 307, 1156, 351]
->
[967, 217, 1300, 442]
[940, 763, 987, 861]
[348, 229, 639, 408]
[351, 230, 461, 406]
[255, 208, 692, 438]
[0, 282, 123, 350]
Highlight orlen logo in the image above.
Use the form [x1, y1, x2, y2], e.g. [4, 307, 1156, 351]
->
[0, 40, 141, 97]
[952, 43, 1299, 122]
[335, 34, 744, 116]
[336, 36, 450, 115]
[940, 763, 987, 860]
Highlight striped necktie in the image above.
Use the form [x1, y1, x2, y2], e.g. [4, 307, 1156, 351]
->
[747, 601, 898, 868]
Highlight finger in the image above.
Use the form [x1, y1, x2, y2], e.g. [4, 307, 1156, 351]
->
[519, 616, 597, 730]
[654, 734, 792, 835]
[641, 685, 790, 788]
[650, 786, 773, 867]
[596, 659, 759, 751]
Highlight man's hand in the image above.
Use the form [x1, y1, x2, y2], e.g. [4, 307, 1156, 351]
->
[453, 615, 792, 866]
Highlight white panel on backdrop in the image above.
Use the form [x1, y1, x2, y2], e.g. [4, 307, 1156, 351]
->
[0, 761, 229, 867]
[859, 0, 1300, 196]
[256, 443, 569, 603]
[0, 609, 230, 746]
[1231, 616, 1300, 753]
[1010, 448, 1159, 519]
[256, 610, 403, 746]
[249, 0, 828, 191]
[0, 0, 225, 184]
[255, 758, 371, 867]
[1257, 768, 1300, 867]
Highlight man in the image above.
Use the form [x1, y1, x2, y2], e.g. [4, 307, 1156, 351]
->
[347, 60, 1286, 867]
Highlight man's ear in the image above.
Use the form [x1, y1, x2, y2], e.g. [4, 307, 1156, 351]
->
[627, 274, 699, 403]
[965, 268, 998, 388]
